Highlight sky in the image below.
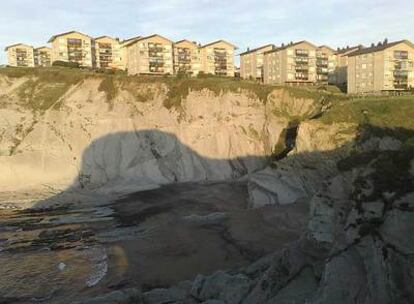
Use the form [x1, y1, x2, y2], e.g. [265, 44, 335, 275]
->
[1, 0, 413, 64]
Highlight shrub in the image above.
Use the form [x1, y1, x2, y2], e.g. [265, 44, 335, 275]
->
[52, 60, 80, 69]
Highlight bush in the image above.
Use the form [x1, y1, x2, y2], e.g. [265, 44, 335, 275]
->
[52, 60, 80, 69]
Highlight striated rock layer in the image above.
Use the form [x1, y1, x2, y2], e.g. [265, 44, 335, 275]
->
[0, 76, 297, 197]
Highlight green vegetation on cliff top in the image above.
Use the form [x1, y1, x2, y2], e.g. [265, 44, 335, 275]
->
[318, 96, 414, 131]
[1, 67, 345, 112]
[1, 67, 412, 131]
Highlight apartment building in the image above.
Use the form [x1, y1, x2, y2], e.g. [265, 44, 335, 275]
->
[240, 44, 276, 80]
[120, 36, 141, 70]
[200, 40, 236, 76]
[316, 45, 336, 84]
[48, 31, 94, 68]
[5, 43, 35, 67]
[347, 40, 414, 93]
[94, 36, 123, 70]
[34, 46, 52, 67]
[124, 34, 173, 75]
[330, 46, 362, 88]
[263, 41, 317, 85]
[173, 40, 201, 76]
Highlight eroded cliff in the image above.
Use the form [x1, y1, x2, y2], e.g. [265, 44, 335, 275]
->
[1, 68, 413, 304]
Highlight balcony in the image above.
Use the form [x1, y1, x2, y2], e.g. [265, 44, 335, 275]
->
[394, 70, 408, 77]
[295, 57, 309, 64]
[295, 72, 309, 80]
[394, 50, 408, 60]
[295, 49, 309, 56]
[317, 67, 328, 74]
[316, 60, 328, 67]
[295, 65, 309, 71]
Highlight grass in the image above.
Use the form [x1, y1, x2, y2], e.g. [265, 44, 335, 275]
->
[1, 67, 94, 112]
[160, 77, 275, 110]
[318, 95, 414, 131]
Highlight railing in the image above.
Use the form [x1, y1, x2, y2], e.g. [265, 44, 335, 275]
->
[394, 70, 408, 77]
[295, 49, 308, 56]
[295, 65, 309, 71]
[295, 57, 309, 63]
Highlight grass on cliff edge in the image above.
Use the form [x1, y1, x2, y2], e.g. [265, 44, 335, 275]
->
[1, 67, 346, 112]
[318, 95, 414, 131]
[0, 67, 96, 112]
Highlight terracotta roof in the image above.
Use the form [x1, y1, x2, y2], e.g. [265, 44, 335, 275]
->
[348, 40, 414, 57]
[264, 40, 317, 55]
[48, 31, 93, 43]
[239, 44, 276, 56]
[122, 34, 173, 48]
[201, 39, 237, 49]
[4, 43, 33, 51]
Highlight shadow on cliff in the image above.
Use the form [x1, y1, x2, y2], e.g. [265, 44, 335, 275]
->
[6, 124, 413, 301]
[30, 124, 414, 210]
[31, 128, 272, 209]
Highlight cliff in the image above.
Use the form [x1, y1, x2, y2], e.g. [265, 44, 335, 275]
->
[1, 67, 413, 304]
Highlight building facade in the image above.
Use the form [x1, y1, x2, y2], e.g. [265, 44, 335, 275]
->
[48, 31, 94, 68]
[263, 41, 318, 85]
[34, 46, 52, 67]
[347, 40, 414, 94]
[94, 36, 123, 70]
[240, 44, 275, 80]
[120, 36, 141, 71]
[316, 45, 336, 84]
[173, 40, 201, 76]
[200, 40, 236, 76]
[125, 34, 173, 75]
[5, 43, 35, 67]
[330, 46, 362, 89]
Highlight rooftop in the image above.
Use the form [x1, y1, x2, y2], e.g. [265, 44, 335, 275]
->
[264, 40, 317, 55]
[348, 39, 414, 57]
[201, 39, 237, 49]
[4, 43, 34, 51]
[47, 30, 93, 43]
[239, 44, 276, 56]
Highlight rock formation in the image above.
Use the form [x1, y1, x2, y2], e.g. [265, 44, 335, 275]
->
[1, 70, 413, 303]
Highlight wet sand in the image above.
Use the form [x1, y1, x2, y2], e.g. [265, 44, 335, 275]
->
[0, 182, 308, 303]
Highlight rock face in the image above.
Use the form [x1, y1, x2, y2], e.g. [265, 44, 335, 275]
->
[2, 72, 413, 303]
[248, 121, 357, 208]
[106, 128, 412, 304]
[0, 76, 293, 197]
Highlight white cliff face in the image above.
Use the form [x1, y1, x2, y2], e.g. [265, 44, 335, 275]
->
[0, 77, 287, 196]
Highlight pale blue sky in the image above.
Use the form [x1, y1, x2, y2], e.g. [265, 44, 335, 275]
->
[1, 0, 413, 64]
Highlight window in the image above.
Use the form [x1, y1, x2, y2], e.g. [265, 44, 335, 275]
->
[394, 50, 408, 60]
